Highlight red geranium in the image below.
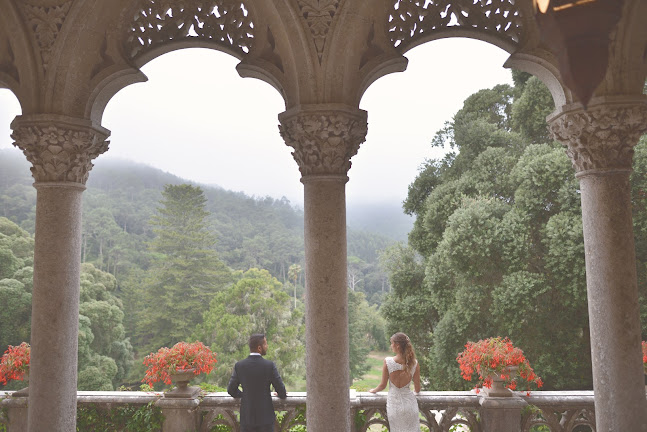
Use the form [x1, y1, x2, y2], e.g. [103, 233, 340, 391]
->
[456, 336, 542, 394]
[642, 341, 647, 374]
[142, 341, 217, 387]
[0, 342, 30, 385]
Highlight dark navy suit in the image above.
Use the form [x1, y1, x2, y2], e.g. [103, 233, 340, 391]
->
[227, 354, 287, 432]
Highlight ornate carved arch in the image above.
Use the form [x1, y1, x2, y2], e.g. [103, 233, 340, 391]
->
[387, 0, 526, 54]
[124, 0, 256, 65]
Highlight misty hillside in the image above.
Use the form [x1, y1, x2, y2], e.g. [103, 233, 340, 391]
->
[1, 148, 412, 241]
[0, 148, 409, 303]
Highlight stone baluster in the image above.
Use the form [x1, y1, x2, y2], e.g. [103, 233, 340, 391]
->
[11, 114, 109, 432]
[548, 98, 647, 431]
[279, 104, 368, 432]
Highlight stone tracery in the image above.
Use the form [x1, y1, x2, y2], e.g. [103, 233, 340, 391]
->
[388, 0, 523, 52]
[125, 0, 255, 60]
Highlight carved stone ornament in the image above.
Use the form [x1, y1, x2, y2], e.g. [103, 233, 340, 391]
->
[11, 120, 110, 184]
[18, 1, 72, 73]
[279, 111, 368, 177]
[388, 0, 523, 51]
[0, 33, 20, 83]
[126, 0, 255, 59]
[297, 0, 341, 63]
[549, 104, 647, 175]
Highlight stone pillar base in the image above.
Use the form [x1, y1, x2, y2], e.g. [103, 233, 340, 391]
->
[156, 397, 200, 432]
[479, 395, 526, 432]
[2, 396, 28, 432]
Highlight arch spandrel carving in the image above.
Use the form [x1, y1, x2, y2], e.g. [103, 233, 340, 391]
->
[295, 0, 342, 64]
[124, 0, 256, 64]
[17, 0, 72, 74]
[387, 0, 527, 55]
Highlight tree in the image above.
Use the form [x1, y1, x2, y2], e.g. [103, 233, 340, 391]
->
[78, 263, 134, 388]
[382, 72, 600, 390]
[0, 278, 31, 351]
[136, 184, 232, 354]
[0, 217, 134, 391]
[288, 263, 301, 308]
[348, 290, 388, 383]
[193, 268, 305, 386]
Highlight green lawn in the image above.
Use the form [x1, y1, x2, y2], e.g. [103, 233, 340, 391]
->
[351, 351, 389, 391]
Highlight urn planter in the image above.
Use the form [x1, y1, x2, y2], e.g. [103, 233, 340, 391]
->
[483, 366, 518, 397]
[165, 369, 200, 398]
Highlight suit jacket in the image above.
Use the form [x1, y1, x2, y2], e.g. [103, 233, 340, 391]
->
[227, 355, 287, 427]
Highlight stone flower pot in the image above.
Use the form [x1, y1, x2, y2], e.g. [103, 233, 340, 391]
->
[483, 366, 518, 397]
[165, 368, 200, 398]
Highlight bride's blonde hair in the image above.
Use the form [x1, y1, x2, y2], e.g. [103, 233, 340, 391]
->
[391, 332, 416, 375]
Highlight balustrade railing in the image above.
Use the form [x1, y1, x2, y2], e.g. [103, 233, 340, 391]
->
[0, 390, 596, 431]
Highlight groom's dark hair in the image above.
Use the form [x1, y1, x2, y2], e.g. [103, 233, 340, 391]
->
[249, 334, 266, 352]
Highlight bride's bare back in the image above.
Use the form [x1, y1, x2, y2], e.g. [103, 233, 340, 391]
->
[389, 361, 412, 388]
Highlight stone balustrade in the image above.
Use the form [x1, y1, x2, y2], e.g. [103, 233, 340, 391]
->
[0, 390, 596, 431]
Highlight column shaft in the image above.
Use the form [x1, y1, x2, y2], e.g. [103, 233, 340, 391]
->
[303, 177, 350, 432]
[279, 105, 367, 432]
[28, 182, 85, 432]
[579, 172, 647, 431]
[549, 101, 647, 431]
[11, 114, 110, 432]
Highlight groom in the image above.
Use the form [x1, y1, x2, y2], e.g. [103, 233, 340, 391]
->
[227, 334, 287, 432]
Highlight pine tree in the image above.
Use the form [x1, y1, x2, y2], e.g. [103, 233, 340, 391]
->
[136, 184, 232, 353]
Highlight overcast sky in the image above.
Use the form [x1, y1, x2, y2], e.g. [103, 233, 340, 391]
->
[0, 38, 512, 206]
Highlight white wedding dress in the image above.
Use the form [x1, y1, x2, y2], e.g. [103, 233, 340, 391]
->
[385, 357, 421, 432]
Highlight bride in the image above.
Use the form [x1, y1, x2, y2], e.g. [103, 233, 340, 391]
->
[368, 332, 421, 431]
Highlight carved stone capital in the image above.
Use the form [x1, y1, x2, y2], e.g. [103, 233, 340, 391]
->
[549, 102, 647, 176]
[11, 115, 110, 184]
[279, 107, 368, 177]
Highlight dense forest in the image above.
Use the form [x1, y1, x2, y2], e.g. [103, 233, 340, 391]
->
[0, 151, 390, 389]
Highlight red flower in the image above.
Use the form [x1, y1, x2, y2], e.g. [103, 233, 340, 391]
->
[0, 342, 30, 385]
[142, 341, 217, 387]
[456, 337, 542, 394]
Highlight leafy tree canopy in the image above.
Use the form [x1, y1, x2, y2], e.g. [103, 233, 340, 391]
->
[382, 70, 622, 390]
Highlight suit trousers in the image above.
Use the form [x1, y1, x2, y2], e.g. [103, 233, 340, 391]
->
[241, 424, 274, 432]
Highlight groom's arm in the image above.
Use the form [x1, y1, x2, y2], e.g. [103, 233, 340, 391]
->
[227, 364, 243, 398]
[271, 362, 287, 399]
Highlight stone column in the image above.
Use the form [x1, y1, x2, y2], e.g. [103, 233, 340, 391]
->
[11, 114, 109, 432]
[549, 98, 647, 431]
[279, 105, 367, 432]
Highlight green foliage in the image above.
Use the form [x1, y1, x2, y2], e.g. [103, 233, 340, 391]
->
[379, 243, 436, 380]
[0, 155, 395, 390]
[510, 76, 555, 144]
[0, 218, 133, 391]
[76, 401, 163, 431]
[382, 70, 606, 390]
[77, 263, 134, 389]
[193, 268, 305, 386]
[135, 184, 233, 353]
[276, 407, 307, 432]
[0, 278, 31, 350]
[348, 291, 375, 381]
